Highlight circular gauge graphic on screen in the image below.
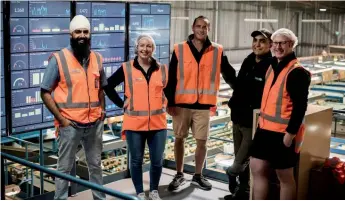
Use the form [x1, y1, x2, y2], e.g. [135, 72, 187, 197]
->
[13, 60, 27, 70]
[12, 25, 26, 34]
[13, 78, 28, 88]
[13, 43, 26, 52]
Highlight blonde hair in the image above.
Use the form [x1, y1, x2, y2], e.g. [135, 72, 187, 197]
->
[271, 28, 298, 49]
[134, 34, 156, 55]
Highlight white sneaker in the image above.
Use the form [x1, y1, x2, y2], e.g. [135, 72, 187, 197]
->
[137, 192, 147, 200]
[149, 190, 161, 200]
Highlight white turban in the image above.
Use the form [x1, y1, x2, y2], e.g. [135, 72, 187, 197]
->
[69, 15, 90, 33]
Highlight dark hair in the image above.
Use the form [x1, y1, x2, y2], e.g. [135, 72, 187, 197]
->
[192, 15, 210, 26]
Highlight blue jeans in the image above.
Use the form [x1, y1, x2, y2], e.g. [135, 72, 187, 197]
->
[126, 130, 167, 194]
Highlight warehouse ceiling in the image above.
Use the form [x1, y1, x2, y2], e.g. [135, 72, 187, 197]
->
[251, 1, 345, 14]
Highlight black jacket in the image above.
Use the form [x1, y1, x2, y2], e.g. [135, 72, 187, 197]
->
[164, 34, 236, 110]
[265, 52, 311, 135]
[229, 52, 272, 127]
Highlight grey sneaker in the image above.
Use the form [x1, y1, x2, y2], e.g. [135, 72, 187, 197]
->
[168, 174, 187, 191]
[191, 175, 212, 191]
[149, 190, 161, 200]
[137, 192, 147, 200]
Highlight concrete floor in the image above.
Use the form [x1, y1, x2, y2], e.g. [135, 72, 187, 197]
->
[69, 168, 230, 200]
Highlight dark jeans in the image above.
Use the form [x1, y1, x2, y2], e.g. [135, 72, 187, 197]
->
[126, 130, 167, 194]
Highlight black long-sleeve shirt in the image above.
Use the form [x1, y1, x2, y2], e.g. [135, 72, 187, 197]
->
[104, 57, 163, 108]
[164, 34, 236, 110]
[264, 52, 311, 135]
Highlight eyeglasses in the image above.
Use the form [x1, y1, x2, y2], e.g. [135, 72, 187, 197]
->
[272, 41, 291, 46]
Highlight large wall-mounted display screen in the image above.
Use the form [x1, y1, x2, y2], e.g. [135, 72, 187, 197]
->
[77, 2, 126, 117]
[129, 3, 171, 67]
[10, 1, 69, 133]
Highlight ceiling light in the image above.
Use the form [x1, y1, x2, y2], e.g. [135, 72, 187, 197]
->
[319, 8, 327, 12]
[244, 18, 278, 23]
[301, 19, 331, 23]
[171, 17, 189, 20]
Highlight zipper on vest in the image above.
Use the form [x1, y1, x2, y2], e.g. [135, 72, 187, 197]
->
[147, 79, 151, 131]
[84, 68, 91, 123]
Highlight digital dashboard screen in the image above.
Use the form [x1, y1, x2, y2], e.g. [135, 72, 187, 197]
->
[129, 3, 170, 66]
[76, 2, 126, 117]
[10, 1, 71, 134]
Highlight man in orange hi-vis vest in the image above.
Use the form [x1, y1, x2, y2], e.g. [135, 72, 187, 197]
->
[249, 28, 311, 200]
[40, 15, 107, 200]
[165, 16, 236, 191]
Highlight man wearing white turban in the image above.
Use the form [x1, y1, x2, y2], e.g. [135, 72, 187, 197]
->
[41, 15, 107, 200]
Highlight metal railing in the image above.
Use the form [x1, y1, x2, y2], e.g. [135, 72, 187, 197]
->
[1, 152, 138, 200]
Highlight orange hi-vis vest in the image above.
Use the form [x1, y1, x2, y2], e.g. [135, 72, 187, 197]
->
[122, 60, 168, 132]
[259, 58, 311, 153]
[174, 41, 223, 105]
[53, 48, 103, 126]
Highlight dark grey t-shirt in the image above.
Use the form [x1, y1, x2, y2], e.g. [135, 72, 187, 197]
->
[41, 46, 107, 92]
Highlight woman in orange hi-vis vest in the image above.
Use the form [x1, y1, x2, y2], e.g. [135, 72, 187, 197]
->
[104, 34, 168, 200]
[249, 28, 311, 200]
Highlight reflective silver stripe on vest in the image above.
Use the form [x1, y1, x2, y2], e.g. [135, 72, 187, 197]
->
[56, 50, 101, 109]
[178, 43, 184, 91]
[58, 50, 73, 104]
[176, 43, 219, 96]
[265, 66, 273, 84]
[57, 101, 101, 109]
[261, 62, 297, 125]
[125, 62, 166, 116]
[161, 64, 166, 105]
[125, 108, 165, 116]
[94, 52, 102, 71]
[125, 61, 134, 111]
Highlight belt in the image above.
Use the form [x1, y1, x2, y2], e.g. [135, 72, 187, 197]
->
[71, 119, 100, 128]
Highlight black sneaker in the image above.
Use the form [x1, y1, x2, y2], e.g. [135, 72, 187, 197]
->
[228, 174, 238, 194]
[191, 175, 212, 191]
[168, 174, 186, 191]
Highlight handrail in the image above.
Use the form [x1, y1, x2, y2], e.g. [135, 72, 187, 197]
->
[5, 136, 54, 151]
[1, 152, 138, 200]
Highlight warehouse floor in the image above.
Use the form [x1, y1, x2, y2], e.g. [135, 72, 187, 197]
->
[69, 168, 230, 200]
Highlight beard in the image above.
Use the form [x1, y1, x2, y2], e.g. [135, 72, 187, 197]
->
[70, 37, 91, 60]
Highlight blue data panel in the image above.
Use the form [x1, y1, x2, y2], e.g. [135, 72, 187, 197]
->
[159, 45, 169, 58]
[154, 46, 160, 58]
[94, 48, 124, 63]
[29, 1, 70, 17]
[10, 18, 29, 36]
[29, 18, 70, 35]
[43, 106, 54, 122]
[1, 98, 5, 116]
[76, 2, 91, 18]
[30, 69, 45, 87]
[12, 121, 54, 134]
[1, 32, 2, 49]
[130, 4, 150, 15]
[91, 18, 125, 33]
[129, 47, 135, 60]
[1, 51, 3, 74]
[11, 36, 29, 53]
[12, 87, 42, 107]
[1, 116, 5, 131]
[103, 63, 122, 78]
[160, 58, 169, 67]
[130, 15, 142, 30]
[142, 15, 170, 30]
[1, 77, 4, 97]
[151, 4, 170, 15]
[29, 35, 69, 52]
[30, 52, 52, 69]
[144, 30, 170, 45]
[12, 105, 42, 127]
[11, 53, 29, 71]
[105, 93, 124, 112]
[10, 1, 29, 17]
[91, 33, 125, 49]
[129, 31, 142, 47]
[92, 3, 125, 18]
[11, 70, 29, 89]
